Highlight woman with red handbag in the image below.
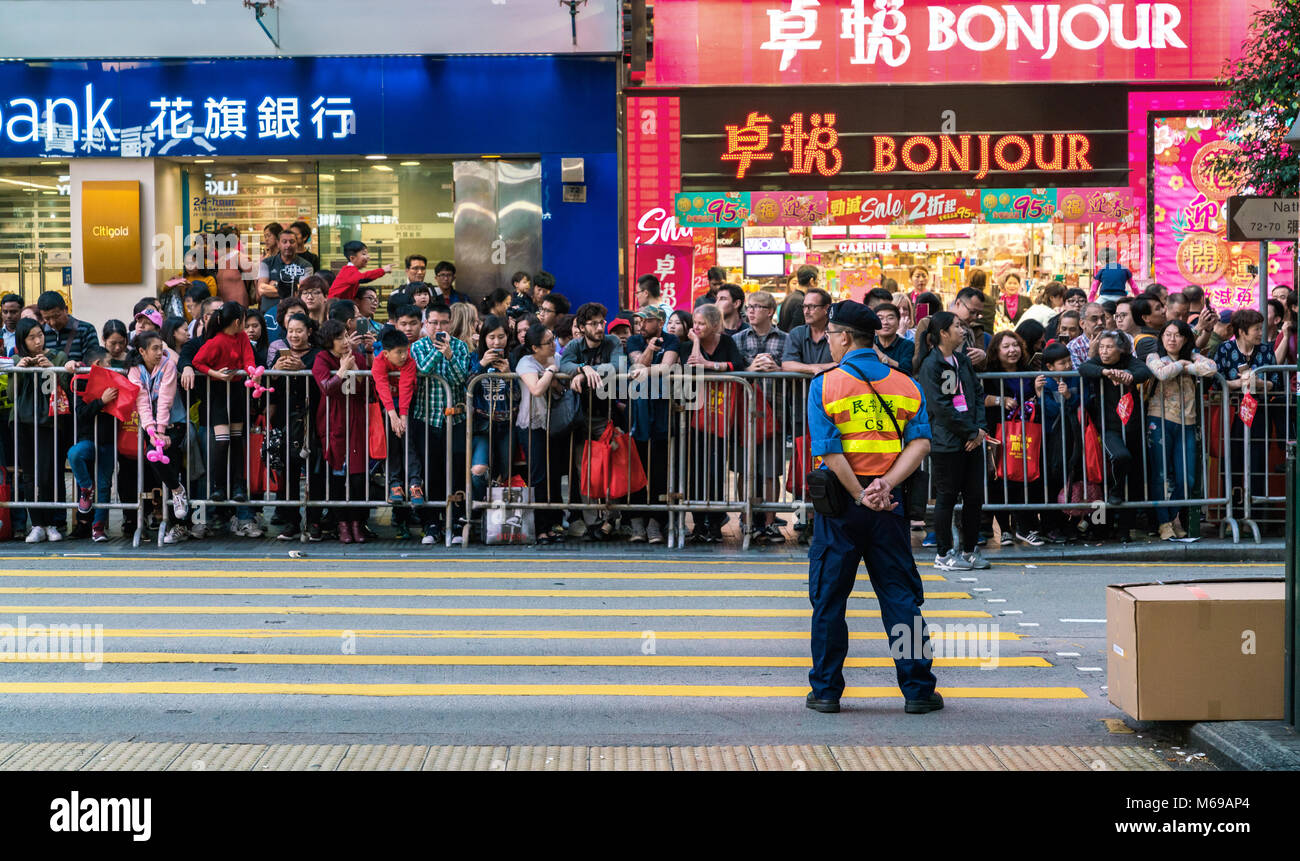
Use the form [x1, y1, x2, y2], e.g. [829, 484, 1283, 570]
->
[10, 318, 74, 542]
[982, 330, 1045, 546]
[1079, 330, 1154, 539]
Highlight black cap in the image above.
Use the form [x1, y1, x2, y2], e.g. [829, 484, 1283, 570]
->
[828, 300, 881, 334]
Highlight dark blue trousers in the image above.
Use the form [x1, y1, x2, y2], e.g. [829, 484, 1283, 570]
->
[808, 498, 937, 702]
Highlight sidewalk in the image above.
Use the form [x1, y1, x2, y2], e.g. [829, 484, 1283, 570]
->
[1189, 721, 1300, 771]
[0, 740, 1181, 771]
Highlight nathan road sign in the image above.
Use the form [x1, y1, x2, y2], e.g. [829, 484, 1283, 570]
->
[1227, 196, 1300, 243]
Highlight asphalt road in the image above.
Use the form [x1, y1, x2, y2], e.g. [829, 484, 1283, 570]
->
[0, 549, 1281, 752]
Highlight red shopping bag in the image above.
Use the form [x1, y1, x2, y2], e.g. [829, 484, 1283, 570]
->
[994, 418, 1042, 482]
[785, 434, 812, 495]
[691, 379, 775, 441]
[117, 410, 141, 457]
[580, 423, 647, 500]
[1082, 417, 1104, 485]
[1116, 392, 1134, 426]
[368, 401, 387, 459]
[1239, 393, 1258, 427]
[75, 365, 140, 423]
[248, 417, 280, 497]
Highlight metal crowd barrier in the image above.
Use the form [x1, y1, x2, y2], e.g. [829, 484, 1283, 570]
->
[173, 366, 454, 546]
[1229, 364, 1293, 543]
[463, 368, 703, 547]
[0, 365, 146, 546]
[4, 358, 1281, 549]
[974, 368, 1238, 542]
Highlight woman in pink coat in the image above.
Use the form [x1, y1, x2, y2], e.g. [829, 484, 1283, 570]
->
[312, 319, 373, 544]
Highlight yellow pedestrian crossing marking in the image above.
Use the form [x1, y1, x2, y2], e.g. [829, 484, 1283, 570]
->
[0, 652, 1052, 668]
[0, 605, 993, 619]
[0, 586, 969, 600]
[0, 569, 949, 582]
[0, 682, 1088, 698]
[33, 628, 1024, 641]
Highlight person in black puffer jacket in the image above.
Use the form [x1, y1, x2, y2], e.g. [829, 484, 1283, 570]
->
[918, 311, 989, 571]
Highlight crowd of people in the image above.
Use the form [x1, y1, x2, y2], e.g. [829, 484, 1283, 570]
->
[0, 225, 1293, 551]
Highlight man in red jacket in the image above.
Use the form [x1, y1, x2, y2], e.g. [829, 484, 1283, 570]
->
[329, 240, 392, 300]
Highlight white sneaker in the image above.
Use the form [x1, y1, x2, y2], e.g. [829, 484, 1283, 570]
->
[45, 525, 64, 542]
[1016, 531, 1045, 547]
[171, 486, 188, 520]
[450, 534, 464, 545]
[163, 524, 189, 545]
[646, 520, 664, 545]
[236, 518, 264, 538]
[24, 526, 46, 544]
[421, 533, 436, 545]
[933, 550, 973, 571]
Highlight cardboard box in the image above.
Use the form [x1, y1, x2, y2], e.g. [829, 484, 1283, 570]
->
[1107, 579, 1285, 722]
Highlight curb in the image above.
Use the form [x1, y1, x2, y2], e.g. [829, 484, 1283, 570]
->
[1188, 721, 1300, 771]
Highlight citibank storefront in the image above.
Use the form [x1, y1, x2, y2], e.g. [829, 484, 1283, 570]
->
[0, 55, 618, 322]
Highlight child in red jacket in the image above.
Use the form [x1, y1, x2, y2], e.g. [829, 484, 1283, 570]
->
[328, 240, 391, 300]
[192, 301, 255, 503]
[372, 326, 423, 505]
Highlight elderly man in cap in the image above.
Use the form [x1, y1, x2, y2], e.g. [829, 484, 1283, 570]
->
[804, 300, 941, 715]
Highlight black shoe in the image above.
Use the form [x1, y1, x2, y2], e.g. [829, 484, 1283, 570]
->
[359, 523, 379, 542]
[904, 692, 944, 714]
[805, 692, 841, 713]
[276, 523, 302, 541]
[1044, 529, 1069, 545]
[1106, 490, 1124, 509]
[209, 488, 226, 503]
[689, 527, 711, 545]
[307, 523, 323, 542]
[393, 523, 411, 541]
[231, 487, 249, 504]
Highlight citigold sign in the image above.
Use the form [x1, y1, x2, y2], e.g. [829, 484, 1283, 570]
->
[81, 180, 141, 283]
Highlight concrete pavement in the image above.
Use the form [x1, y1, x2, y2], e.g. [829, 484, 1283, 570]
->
[0, 549, 1281, 769]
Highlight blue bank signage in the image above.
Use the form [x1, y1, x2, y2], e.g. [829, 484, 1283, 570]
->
[0, 56, 616, 158]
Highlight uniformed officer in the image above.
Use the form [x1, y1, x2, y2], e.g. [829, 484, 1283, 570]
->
[805, 300, 942, 715]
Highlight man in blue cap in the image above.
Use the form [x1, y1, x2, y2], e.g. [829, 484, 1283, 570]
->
[805, 300, 942, 715]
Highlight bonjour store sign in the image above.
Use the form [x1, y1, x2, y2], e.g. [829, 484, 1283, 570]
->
[680, 83, 1130, 191]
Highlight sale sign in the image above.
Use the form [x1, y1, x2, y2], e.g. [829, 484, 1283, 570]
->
[828, 188, 977, 226]
[675, 192, 751, 228]
[1056, 187, 1138, 224]
[747, 191, 829, 226]
[635, 244, 696, 312]
[981, 188, 1058, 223]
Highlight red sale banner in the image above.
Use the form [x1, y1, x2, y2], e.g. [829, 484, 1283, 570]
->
[828, 188, 977, 226]
[635, 244, 695, 312]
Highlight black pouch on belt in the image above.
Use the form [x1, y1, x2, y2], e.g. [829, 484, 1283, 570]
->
[805, 469, 850, 517]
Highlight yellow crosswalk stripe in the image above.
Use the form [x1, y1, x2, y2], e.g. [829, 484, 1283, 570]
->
[0, 652, 1051, 668]
[0, 586, 969, 599]
[0, 605, 993, 619]
[0, 569, 949, 582]
[30, 628, 1024, 641]
[0, 681, 1088, 698]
